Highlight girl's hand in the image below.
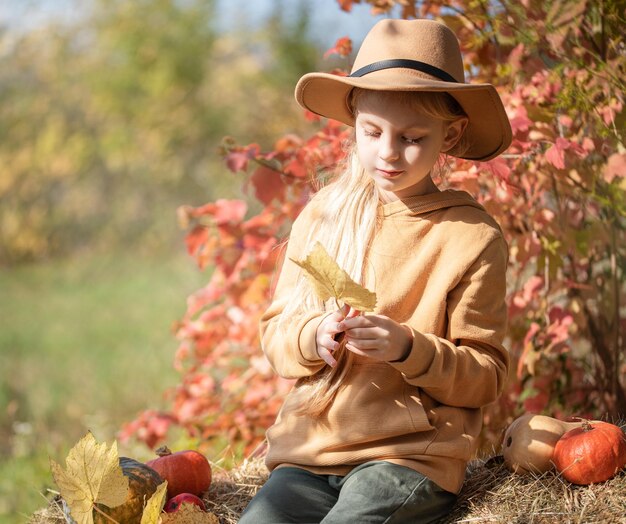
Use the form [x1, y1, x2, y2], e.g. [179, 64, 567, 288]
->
[341, 312, 413, 363]
[315, 305, 357, 367]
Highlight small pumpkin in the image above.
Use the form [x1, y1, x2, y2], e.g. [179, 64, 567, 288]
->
[553, 420, 626, 485]
[146, 446, 212, 497]
[93, 457, 164, 524]
[502, 414, 583, 474]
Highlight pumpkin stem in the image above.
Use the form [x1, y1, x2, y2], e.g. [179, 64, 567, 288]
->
[581, 419, 594, 432]
[155, 445, 172, 457]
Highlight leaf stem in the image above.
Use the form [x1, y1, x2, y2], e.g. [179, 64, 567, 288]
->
[92, 504, 121, 524]
[334, 298, 343, 316]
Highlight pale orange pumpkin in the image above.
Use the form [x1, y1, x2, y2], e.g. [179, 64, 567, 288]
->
[502, 414, 583, 474]
[553, 420, 626, 485]
[146, 446, 212, 497]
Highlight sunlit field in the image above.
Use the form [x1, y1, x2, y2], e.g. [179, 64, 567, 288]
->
[0, 249, 207, 522]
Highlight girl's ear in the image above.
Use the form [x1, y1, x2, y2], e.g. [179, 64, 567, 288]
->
[442, 117, 469, 153]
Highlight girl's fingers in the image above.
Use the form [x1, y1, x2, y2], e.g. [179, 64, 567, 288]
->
[320, 312, 347, 335]
[344, 326, 384, 340]
[345, 343, 368, 357]
[346, 307, 361, 318]
[323, 334, 340, 350]
[329, 322, 345, 335]
[341, 315, 373, 330]
[344, 338, 379, 350]
[317, 305, 370, 366]
[318, 347, 337, 367]
[340, 304, 351, 318]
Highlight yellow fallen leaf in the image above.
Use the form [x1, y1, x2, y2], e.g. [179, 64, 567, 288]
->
[160, 504, 220, 523]
[291, 242, 376, 312]
[140, 481, 168, 524]
[50, 432, 129, 524]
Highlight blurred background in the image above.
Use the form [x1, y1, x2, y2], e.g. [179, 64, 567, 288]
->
[0, 0, 391, 520]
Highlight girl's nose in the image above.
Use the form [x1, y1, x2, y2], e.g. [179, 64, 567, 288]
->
[379, 136, 400, 162]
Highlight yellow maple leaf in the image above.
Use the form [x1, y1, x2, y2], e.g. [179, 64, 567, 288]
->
[140, 481, 168, 524]
[290, 242, 376, 312]
[50, 432, 129, 524]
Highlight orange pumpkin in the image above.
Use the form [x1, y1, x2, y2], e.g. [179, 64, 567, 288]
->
[146, 446, 212, 497]
[553, 420, 626, 485]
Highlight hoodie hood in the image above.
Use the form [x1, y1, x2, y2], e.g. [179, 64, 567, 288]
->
[380, 189, 485, 218]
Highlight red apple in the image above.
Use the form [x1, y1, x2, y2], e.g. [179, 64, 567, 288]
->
[164, 493, 206, 513]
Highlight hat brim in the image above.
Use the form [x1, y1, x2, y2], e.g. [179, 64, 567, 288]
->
[295, 72, 512, 162]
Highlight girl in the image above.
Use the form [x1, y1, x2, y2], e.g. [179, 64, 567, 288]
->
[240, 18, 512, 524]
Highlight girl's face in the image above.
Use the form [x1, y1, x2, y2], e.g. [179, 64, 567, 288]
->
[355, 92, 467, 202]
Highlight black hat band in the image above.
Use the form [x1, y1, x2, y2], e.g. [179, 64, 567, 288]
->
[350, 59, 458, 83]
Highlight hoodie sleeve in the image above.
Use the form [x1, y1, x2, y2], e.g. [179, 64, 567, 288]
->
[259, 205, 327, 379]
[391, 235, 509, 408]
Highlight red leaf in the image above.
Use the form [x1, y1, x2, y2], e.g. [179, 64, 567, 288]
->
[185, 226, 209, 257]
[186, 202, 216, 219]
[522, 322, 541, 348]
[508, 104, 532, 135]
[185, 200, 245, 222]
[250, 166, 285, 205]
[274, 134, 303, 152]
[517, 322, 541, 378]
[243, 208, 281, 233]
[118, 410, 175, 449]
[336, 0, 355, 12]
[545, 139, 566, 169]
[484, 157, 511, 181]
[212, 199, 247, 224]
[522, 388, 549, 413]
[225, 144, 261, 173]
[512, 275, 544, 310]
[544, 137, 587, 170]
[603, 153, 626, 183]
[225, 151, 251, 173]
[303, 110, 321, 122]
[284, 158, 308, 178]
[324, 37, 352, 59]
[546, 306, 574, 351]
[185, 281, 226, 318]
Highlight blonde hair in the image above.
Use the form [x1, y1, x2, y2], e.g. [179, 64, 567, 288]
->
[281, 88, 468, 417]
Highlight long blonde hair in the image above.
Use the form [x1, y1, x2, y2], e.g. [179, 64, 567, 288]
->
[281, 89, 469, 417]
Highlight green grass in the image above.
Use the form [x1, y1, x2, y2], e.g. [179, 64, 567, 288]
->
[0, 248, 208, 522]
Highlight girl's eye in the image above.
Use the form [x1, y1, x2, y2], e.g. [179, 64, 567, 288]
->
[404, 136, 424, 144]
[363, 129, 380, 138]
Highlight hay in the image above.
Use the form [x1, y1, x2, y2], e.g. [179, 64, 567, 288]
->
[29, 496, 66, 524]
[203, 456, 626, 524]
[443, 456, 626, 523]
[202, 458, 268, 523]
[30, 456, 626, 523]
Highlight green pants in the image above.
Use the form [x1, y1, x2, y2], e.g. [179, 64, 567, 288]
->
[238, 460, 457, 524]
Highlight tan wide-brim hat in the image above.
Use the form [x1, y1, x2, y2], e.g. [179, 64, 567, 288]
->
[295, 19, 512, 161]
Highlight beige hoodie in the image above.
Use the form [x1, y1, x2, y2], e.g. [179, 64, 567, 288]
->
[260, 189, 509, 494]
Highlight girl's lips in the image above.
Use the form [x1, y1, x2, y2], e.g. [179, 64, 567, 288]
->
[377, 168, 404, 178]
